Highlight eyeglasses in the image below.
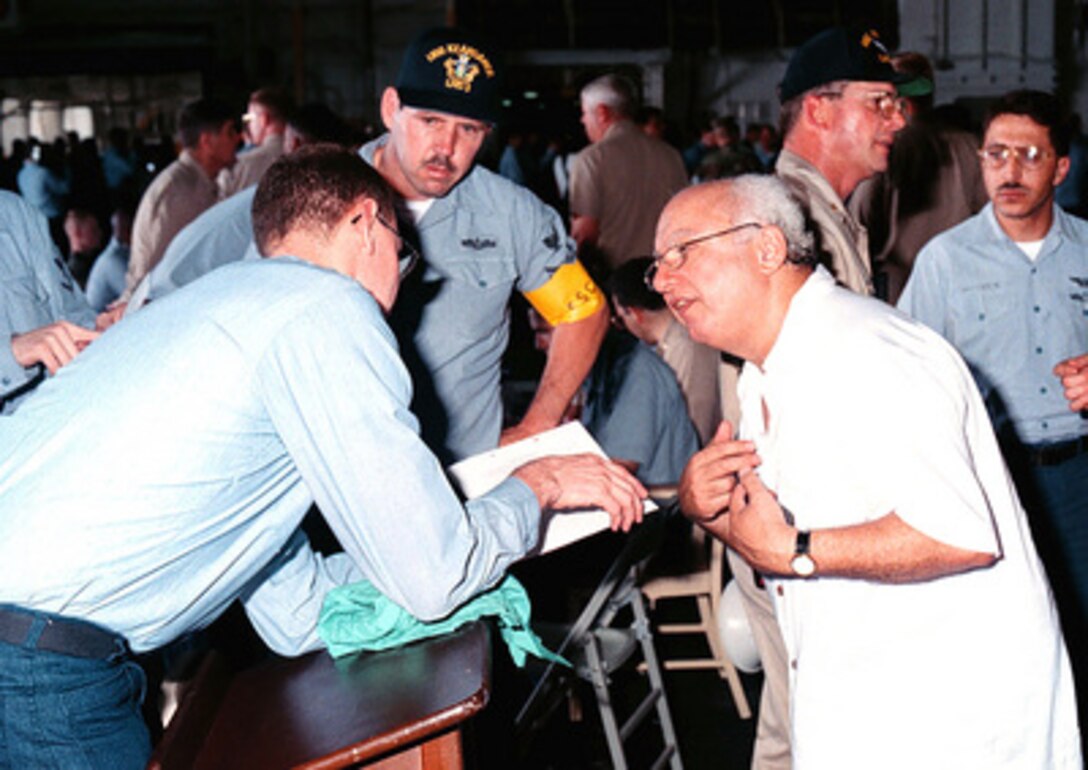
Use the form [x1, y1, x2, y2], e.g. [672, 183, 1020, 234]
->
[978, 144, 1054, 170]
[352, 213, 421, 278]
[644, 222, 761, 288]
[817, 89, 906, 121]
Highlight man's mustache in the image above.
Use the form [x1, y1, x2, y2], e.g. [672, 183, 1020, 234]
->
[998, 182, 1028, 193]
[422, 154, 455, 172]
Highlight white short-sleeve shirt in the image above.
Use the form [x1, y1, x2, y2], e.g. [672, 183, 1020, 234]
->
[737, 267, 1080, 770]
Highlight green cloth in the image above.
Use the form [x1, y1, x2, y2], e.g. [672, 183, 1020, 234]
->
[318, 574, 568, 668]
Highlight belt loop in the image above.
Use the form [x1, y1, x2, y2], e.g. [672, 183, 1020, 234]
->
[107, 636, 130, 663]
[23, 615, 48, 649]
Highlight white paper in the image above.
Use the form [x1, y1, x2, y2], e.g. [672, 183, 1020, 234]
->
[448, 422, 656, 556]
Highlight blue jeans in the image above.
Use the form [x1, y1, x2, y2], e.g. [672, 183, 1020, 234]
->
[0, 609, 150, 770]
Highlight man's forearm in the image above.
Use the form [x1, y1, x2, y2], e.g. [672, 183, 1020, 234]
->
[803, 513, 998, 583]
[708, 476, 999, 584]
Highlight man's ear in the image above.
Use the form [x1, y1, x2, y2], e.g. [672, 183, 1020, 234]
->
[1053, 155, 1072, 189]
[346, 197, 380, 254]
[195, 129, 215, 154]
[803, 91, 833, 129]
[379, 87, 401, 131]
[754, 225, 790, 274]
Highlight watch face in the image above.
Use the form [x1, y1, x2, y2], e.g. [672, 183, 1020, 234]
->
[790, 553, 816, 577]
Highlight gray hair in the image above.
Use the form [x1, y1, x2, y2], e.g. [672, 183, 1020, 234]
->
[725, 174, 815, 265]
[580, 73, 638, 118]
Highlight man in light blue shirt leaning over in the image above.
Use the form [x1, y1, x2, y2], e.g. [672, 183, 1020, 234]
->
[0, 146, 645, 770]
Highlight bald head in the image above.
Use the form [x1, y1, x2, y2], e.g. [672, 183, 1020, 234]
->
[652, 176, 815, 364]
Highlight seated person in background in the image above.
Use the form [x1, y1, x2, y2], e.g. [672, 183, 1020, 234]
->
[0, 190, 100, 415]
[608, 256, 721, 445]
[62, 207, 105, 287]
[0, 146, 645, 770]
[84, 205, 133, 312]
[530, 306, 699, 487]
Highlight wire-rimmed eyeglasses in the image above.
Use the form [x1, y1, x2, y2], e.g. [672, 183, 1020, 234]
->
[643, 222, 761, 288]
[978, 144, 1054, 171]
[817, 89, 906, 121]
[353, 212, 421, 278]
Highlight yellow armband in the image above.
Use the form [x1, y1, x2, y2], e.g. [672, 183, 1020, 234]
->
[524, 260, 603, 326]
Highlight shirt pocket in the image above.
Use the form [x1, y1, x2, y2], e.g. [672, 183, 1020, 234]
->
[423, 252, 518, 345]
[948, 280, 1021, 385]
[0, 238, 53, 335]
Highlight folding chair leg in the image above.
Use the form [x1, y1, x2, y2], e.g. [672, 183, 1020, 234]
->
[632, 588, 683, 770]
[583, 633, 629, 770]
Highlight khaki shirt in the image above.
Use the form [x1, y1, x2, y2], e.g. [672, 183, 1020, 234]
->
[775, 148, 872, 296]
[655, 318, 721, 446]
[124, 151, 218, 300]
[218, 133, 286, 199]
[569, 120, 689, 269]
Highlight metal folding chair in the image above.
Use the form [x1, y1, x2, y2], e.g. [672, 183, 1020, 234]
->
[515, 510, 684, 770]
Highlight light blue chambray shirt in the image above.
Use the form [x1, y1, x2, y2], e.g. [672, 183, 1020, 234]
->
[0, 190, 96, 414]
[84, 237, 130, 312]
[899, 203, 1088, 444]
[579, 335, 699, 486]
[360, 136, 578, 463]
[0, 257, 541, 655]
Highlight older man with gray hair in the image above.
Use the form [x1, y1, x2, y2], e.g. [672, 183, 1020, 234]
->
[569, 73, 688, 274]
[656, 175, 1081, 769]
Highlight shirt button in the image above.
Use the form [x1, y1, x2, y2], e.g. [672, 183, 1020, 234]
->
[1036, 346, 1044, 354]
[1033, 305, 1041, 313]
[791, 659, 798, 670]
[1041, 386, 1048, 394]
[1042, 421, 1049, 429]
[776, 585, 784, 596]
[978, 313, 986, 321]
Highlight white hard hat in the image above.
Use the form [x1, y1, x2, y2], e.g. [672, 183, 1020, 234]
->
[717, 579, 762, 674]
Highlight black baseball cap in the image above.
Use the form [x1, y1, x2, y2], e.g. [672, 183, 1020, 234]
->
[778, 27, 927, 104]
[395, 27, 502, 124]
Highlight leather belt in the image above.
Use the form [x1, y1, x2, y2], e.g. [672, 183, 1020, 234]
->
[0, 605, 126, 660]
[1024, 435, 1088, 467]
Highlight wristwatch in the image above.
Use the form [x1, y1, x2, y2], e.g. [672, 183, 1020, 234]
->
[789, 529, 816, 577]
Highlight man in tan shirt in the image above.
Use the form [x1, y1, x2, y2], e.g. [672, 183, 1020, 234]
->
[121, 98, 239, 301]
[569, 74, 688, 275]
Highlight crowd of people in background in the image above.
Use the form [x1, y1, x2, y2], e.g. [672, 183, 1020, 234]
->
[0, 21, 1085, 770]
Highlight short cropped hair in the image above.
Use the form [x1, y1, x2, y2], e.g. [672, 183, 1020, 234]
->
[250, 86, 295, 124]
[581, 73, 639, 118]
[983, 90, 1072, 157]
[722, 175, 816, 266]
[609, 257, 666, 311]
[176, 98, 236, 149]
[778, 79, 848, 138]
[252, 144, 397, 256]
